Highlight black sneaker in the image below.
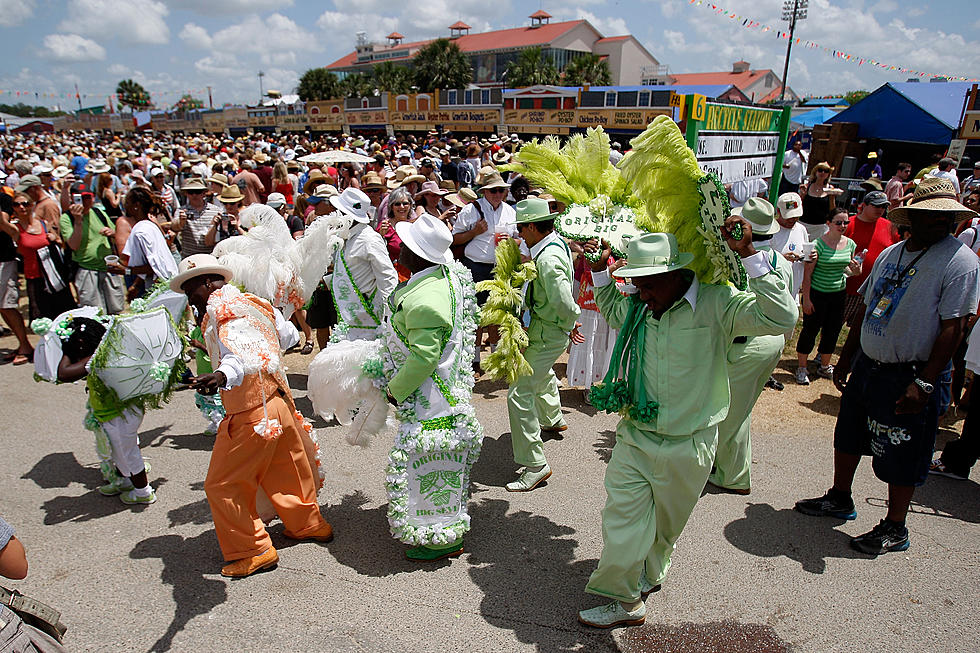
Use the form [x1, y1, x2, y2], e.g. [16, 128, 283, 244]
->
[795, 490, 857, 520]
[850, 519, 910, 555]
[765, 375, 784, 391]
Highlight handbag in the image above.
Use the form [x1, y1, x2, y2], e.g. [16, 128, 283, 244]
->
[35, 223, 71, 295]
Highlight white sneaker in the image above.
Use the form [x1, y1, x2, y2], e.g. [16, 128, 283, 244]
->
[817, 364, 834, 379]
[578, 600, 646, 628]
[795, 367, 810, 385]
[505, 464, 552, 492]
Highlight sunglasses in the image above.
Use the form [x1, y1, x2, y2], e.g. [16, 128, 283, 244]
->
[392, 201, 411, 207]
[186, 189, 205, 194]
[832, 220, 849, 226]
[13, 201, 30, 207]
[817, 169, 830, 174]
[364, 188, 382, 194]
[485, 188, 508, 194]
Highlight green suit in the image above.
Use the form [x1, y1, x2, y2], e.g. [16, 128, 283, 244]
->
[507, 233, 581, 467]
[586, 253, 798, 602]
[710, 251, 795, 491]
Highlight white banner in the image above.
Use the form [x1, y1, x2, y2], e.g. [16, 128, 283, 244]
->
[696, 131, 779, 184]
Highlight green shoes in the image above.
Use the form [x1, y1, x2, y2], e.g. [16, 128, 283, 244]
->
[120, 488, 157, 505]
[405, 540, 464, 561]
[578, 600, 646, 628]
[98, 477, 134, 496]
[505, 464, 552, 492]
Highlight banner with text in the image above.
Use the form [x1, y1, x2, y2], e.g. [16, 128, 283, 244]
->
[696, 131, 780, 183]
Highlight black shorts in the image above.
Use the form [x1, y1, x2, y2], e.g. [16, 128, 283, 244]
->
[833, 352, 939, 487]
[462, 258, 494, 306]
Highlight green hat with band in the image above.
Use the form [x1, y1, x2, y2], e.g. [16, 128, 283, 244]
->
[514, 197, 557, 224]
[611, 232, 694, 278]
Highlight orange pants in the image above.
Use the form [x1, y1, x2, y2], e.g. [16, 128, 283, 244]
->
[205, 396, 326, 561]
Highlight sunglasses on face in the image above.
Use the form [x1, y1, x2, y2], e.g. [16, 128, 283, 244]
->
[186, 189, 205, 194]
[833, 220, 849, 226]
[817, 170, 830, 174]
[13, 201, 30, 207]
[392, 201, 411, 207]
[365, 188, 382, 194]
[486, 188, 507, 195]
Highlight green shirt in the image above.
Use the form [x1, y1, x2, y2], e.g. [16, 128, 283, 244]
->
[811, 237, 855, 293]
[387, 266, 453, 403]
[88, 374, 124, 423]
[528, 234, 580, 331]
[191, 326, 213, 374]
[594, 255, 797, 436]
[60, 207, 113, 271]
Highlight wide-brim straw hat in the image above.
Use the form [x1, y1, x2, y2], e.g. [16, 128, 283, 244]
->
[217, 184, 245, 203]
[611, 232, 695, 279]
[169, 254, 234, 292]
[395, 213, 454, 265]
[889, 177, 978, 226]
[480, 173, 510, 190]
[180, 177, 208, 191]
[303, 169, 328, 194]
[360, 172, 386, 190]
[206, 173, 229, 187]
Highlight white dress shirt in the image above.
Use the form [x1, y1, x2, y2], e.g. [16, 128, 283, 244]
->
[342, 221, 398, 304]
[215, 306, 299, 389]
[451, 197, 517, 264]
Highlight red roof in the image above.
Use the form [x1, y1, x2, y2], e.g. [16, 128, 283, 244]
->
[530, 10, 552, 18]
[595, 35, 629, 43]
[387, 32, 404, 39]
[326, 20, 590, 69]
[669, 69, 771, 87]
[449, 21, 471, 30]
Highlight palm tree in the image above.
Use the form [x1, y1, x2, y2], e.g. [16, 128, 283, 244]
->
[372, 62, 415, 94]
[412, 38, 473, 92]
[338, 73, 374, 98]
[116, 78, 151, 109]
[562, 54, 612, 87]
[506, 47, 559, 88]
[297, 68, 340, 101]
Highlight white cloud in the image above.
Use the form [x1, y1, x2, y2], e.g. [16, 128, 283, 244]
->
[179, 23, 213, 50]
[316, 11, 400, 46]
[40, 33, 107, 62]
[209, 13, 314, 54]
[58, 0, 169, 46]
[0, 0, 35, 27]
[168, 0, 294, 15]
[552, 9, 627, 37]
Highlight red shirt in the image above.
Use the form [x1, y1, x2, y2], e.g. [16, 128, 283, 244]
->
[844, 216, 898, 295]
[17, 222, 49, 279]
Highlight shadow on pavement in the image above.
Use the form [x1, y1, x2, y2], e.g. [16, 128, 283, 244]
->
[22, 452, 101, 490]
[130, 530, 227, 653]
[292, 395, 332, 429]
[867, 480, 980, 524]
[287, 372, 308, 391]
[797, 392, 841, 418]
[593, 430, 616, 464]
[473, 376, 508, 399]
[167, 497, 213, 529]
[37, 478, 169, 525]
[468, 433, 518, 490]
[467, 498, 620, 652]
[146, 431, 215, 452]
[723, 502, 865, 574]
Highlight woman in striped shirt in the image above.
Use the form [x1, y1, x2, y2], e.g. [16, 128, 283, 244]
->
[796, 206, 862, 385]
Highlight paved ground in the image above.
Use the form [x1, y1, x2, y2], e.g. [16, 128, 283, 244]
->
[1, 335, 978, 653]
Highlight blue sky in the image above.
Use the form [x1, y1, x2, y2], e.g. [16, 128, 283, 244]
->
[0, 0, 977, 110]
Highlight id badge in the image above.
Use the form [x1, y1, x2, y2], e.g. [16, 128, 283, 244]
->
[871, 295, 892, 319]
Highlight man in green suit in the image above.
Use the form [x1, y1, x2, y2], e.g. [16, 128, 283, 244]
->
[577, 218, 797, 628]
[505, 198, 581, 492]
[708, 197, 796, 495]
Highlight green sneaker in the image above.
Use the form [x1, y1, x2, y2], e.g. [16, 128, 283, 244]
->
[98, 477, 134, 496]
[120, 488, 157, 505]
[405, 540, 463, 561]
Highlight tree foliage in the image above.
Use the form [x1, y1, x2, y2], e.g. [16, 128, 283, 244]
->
[413, 39, 473, 92]
[372, 62, 415, 95]
[296, 68, 340, 101]
[844, 90, 870, 106]
[561, 54, 612, 87]
[338, 73, 374, 98]
[0, 103, 65, 118]
[506, 47, 559, 88]
[115, 79, 151, 109]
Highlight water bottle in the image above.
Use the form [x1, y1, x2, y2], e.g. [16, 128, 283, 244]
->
[854, 248, 868, 266]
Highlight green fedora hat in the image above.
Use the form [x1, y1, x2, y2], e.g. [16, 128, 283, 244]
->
[612, 232, 695, 278]
[730, 196, 779, 236]
[514, 197, 558, 224]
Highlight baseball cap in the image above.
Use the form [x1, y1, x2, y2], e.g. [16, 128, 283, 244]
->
[863, 190, 889, 207]
[14, 175, 42, 192]
[267, 192, 286, 208]
[775, 192, 803, 220]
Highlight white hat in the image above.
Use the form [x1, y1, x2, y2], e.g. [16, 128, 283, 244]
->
[87, 160, 110, 174]
[267, 192, 286, 208]
[397, 149, 411, 158]
[33, 164, 53, 175]
[51, 165, 70, 179]
[395, 212, 453, 265]
[149, 167, 165, 177]
[329, 187, 372, 223]
[169, 253, 234, 292]
[776, 192, 803, 220]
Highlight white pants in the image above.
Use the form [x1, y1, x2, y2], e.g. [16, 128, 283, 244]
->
[568, 310, 617, 389]
[100, 407, 146, 477]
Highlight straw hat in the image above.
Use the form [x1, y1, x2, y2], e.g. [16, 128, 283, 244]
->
[479, 172, 510, 190]
[445, 193, 467, 209]
[217, 184, 245, 204]
[180, 177, 208, 191]
[169, 253, 234, 293]
[438, 179, 456, 192]
[306, 184, 339, 204]
[386, 165, 418, 190]
[253, 151, 269, 164]
[888, 177, 978, 226]
[730, 197, 779, 236]
[458, 188, 478, 203]
[207, 173, 230, 188]
[360, 172, 386, 190]
[395, 212, 454, 265]
[611, 233, 694, 279]
[303, 169, 328, 194]
[492, 150, 511, 164]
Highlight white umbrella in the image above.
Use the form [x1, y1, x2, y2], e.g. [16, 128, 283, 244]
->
[32, 306, 102, 383]
[298, 150, 375, 164]
[92, 307, 183, 401]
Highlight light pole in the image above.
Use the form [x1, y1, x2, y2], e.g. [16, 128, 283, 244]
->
[779, 0, 807, 103]
[258, 70, 265, 103]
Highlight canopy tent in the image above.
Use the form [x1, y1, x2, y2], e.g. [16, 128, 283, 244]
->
[827, 82, 972, 145]
[790, 107, 840, 129]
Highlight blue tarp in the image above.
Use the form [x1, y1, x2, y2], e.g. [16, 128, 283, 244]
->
[827, 82, 972, 145]
[791, 107, 839, 128]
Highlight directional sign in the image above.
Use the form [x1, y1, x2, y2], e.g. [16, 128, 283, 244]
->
[696, 131, 780, 184]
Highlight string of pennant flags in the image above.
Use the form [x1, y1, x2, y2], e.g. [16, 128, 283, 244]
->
[0, 88, 211, 103]
[687, 0, 979, 83]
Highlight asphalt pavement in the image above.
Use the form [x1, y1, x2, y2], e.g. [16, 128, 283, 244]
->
[0, 343, 977, 653]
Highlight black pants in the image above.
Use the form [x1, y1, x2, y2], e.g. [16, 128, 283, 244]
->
[797, 288, 846, 357]
[939, 374, 980, 476]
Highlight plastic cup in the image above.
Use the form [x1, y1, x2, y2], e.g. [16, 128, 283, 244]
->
[104, 255, 119, 266]
[493, 230, 508, 245]
[800, 242, 815, 257]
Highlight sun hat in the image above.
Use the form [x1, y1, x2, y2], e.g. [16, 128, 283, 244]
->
[360, 172, 386, 190]
[730, 197, 779, 236]
[169, 253, 234, 293]
[458, 187, 478, 203]
[87, 160, 110, 174]
[306, 184, 339, 204]
[396, 149, 411, 159]
[267, 192, 287, 209]
[33, 164, 53, 175]
[888, 177, 978, 226]
[329, 187, 372, 223]
[14, 175, 42, 192]
[414, 180, 448, 200]
[776, 192, 803, 220]
[217, 184, 245, 204]
[860, 178, 883, 192]
[207, 172, 229, 187]
[514, 197, 557, 224]
[813, 161, 833, 173]
[51, 165, 71, 179]
[253, 151, 268, 164]
[480, 172, 510, 190]
[863, 190, 889, 208]
[149, 167, 166, 178]
[303, 169, 329, 194]
[395, 212, 454, 265]
[445, 193, 467, 209]
[180, 177, 208, 191]
[492, 150, 511, 164]
[438, 179, 456, 192]
[611, 232, 695, 279]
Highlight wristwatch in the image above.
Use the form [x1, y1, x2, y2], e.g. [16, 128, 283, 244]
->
[913, 378, 934, 394]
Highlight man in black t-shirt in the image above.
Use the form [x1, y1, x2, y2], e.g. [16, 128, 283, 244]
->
[0, 192, 33, 364]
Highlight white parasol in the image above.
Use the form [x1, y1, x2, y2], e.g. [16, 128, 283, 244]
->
[32, 306, 102, 382]
[91, 307, 183, 401]
[298, 150, 375, 164]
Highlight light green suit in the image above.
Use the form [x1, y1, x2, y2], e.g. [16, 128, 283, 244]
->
[386, 267, 453, 403]
[586, 254, 797, 602]
[710, 251, 795, 491]
[507, 233, 581, 467]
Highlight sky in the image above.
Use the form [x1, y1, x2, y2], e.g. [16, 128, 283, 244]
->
[0, 0, 977, 110]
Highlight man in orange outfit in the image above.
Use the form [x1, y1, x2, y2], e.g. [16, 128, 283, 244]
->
[172, 254, 331, 578]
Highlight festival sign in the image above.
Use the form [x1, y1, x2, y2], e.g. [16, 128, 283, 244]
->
[575, 108, 672, 130]
[436, 108, 501, 131]
[961, 111, 980, 140]
[503, 109, 576, 127]
[555, 198, 646, 260]
[345, 109, 389, 126]
[277, 114, 309, 130]
[223, 107, 248, 129]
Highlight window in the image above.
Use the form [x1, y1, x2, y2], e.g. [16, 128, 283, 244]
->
[395, 96, 408, 112]
[417, 94, 430, 111]
[605, 92, 616, 107]
[361, 98, 370, 108]
[638, 91, 650, 106]
[481, 89, 490, 105]
[464, 90, 473, 104]
[447, 89, 457, 105]
[541, 97, 558, 109]
[617, 91, 638, 107]
[580, 91, 604, 107]
[518, 98, 534, 109]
